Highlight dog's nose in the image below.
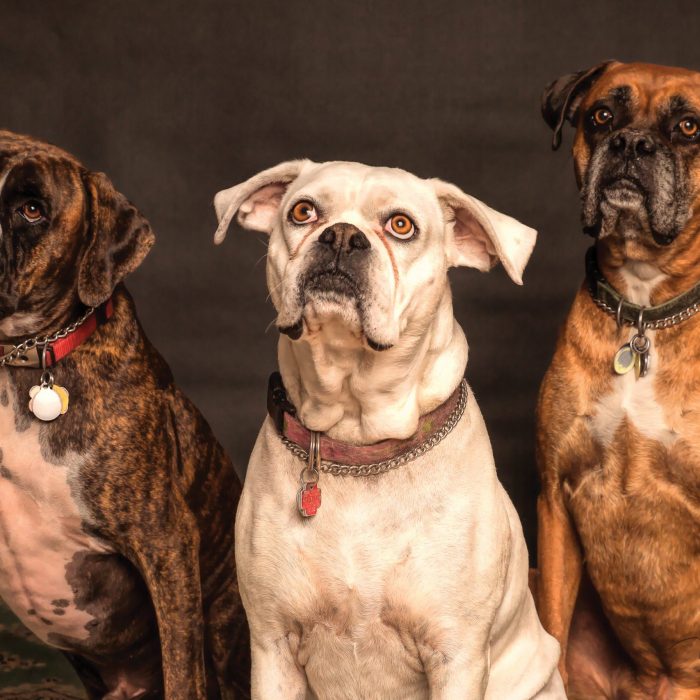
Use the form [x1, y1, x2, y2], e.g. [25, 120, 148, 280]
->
[609, 129, 657, 158]
[318, 224, 371, 253]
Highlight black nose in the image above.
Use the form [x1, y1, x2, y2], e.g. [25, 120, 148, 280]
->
[318, 223, 370, 253]
[609, 129, 657, 157]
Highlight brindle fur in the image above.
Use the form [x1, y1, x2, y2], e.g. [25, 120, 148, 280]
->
[537, 63, 700, 699]
[0, 130, 250, 699]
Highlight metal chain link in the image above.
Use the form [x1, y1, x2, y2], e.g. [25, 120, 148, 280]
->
[590, 295, 700, 331]
[280, 379, 468, 477]
[0, 306, 96, 366]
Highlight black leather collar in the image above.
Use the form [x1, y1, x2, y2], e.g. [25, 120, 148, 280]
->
[585, 246, 700, 329]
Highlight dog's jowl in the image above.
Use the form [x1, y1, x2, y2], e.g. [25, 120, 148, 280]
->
[215, 160, 565, 699]
[0, 130, 250, 699]
[538, 61, 700, 699]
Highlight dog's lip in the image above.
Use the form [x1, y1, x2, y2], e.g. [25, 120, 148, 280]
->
[602, 176, 643, 193]
[601, 177, 646, 207]
[303, 268, 358, 294]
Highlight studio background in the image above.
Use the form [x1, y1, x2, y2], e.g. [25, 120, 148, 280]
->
[2, 0, 697, 556]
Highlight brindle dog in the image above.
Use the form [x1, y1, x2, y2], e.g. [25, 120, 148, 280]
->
[537, 62, 700, 699]
[0, 130, 249, 699]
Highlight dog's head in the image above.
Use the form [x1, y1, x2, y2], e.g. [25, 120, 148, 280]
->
[214, 160, 536, 350]
[0, 130, 154, 338]
[543, 61, 700, 251]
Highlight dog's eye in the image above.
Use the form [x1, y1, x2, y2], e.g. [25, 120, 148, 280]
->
[17, 201, 45, 224]
[290, 201, 318, 224]
[592, 108, 614, 127]
[678, 118, 699, 139]
[385, 214, 415, 240]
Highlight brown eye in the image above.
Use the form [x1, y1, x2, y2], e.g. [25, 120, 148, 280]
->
[18, 201, 44, 223]
[385, 213, 416, 240]
[290, 200, 317, 224]
[592, 107, 614, 127]
[679, 118, 699, 138]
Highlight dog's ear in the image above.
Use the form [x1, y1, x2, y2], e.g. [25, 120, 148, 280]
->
[78, 171, 155, 307]
[542, 60, 616, 150]
[213, 159, 311, 244]
[432, 180, 537, 285]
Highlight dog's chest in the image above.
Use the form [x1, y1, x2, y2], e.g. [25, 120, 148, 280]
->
[238, 421, 502, 698]
[587, 332, 675, 447]
[249, 491, 445, 695]
[579, 330, 700, 501]
[0, 375, 112, 645]
[568, 331, 700, 648]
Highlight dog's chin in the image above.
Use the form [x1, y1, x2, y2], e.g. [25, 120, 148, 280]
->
[277, 284, 394, 352]
[305, 289, 363, 329]
[584, 180, 676, 246]
[0, 310, 43, 340]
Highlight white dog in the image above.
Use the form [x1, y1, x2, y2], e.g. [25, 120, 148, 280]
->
[214, 161, 564, 699]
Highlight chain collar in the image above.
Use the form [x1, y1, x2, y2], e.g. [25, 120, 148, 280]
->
[277, 379, 468, 477]
[585, 246, 700, 330]
[0, 306, 96, 367]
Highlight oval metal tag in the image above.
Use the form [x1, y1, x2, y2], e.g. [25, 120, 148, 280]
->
[613, 343, 635, 375]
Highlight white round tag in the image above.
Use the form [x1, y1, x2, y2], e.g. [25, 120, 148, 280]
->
[29, 387, 63, 422]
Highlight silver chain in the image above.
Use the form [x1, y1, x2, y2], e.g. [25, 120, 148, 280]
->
[0, 306, 96, 367]
[591, 296, 700, 331]
[280, 379, 468, 477]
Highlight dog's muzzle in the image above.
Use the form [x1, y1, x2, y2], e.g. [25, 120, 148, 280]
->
[278, 222, 388, 347]
[302, 222, 371, 298]
[581, 127, 688, 245]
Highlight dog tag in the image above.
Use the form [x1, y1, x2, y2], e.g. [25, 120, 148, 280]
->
[297, 483, 321, 517]
[28, 385, 63, 421]
[635, 349, 650, 379]
[28, 369, 69, 421]
[613, 343, 635, 375]
[53, 385, 70, 414]
[630, 333, 650, 379]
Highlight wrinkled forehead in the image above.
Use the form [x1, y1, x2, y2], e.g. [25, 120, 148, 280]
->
[0, 129, 83, 195]
[287, 162, 441, 218]
[583, 62, 700, 118]
[0, 157, 84, 209]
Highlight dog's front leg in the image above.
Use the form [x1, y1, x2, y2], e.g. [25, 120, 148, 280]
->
[536, 484, 582, 687]
[249, 630, 307, 700]
[130, 505, 208, 700]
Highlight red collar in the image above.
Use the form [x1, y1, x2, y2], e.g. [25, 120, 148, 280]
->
[0, 298, 114, 368]
[267, 371, 466, 466]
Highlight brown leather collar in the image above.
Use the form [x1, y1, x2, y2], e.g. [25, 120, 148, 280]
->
[267, 371, 466, 466]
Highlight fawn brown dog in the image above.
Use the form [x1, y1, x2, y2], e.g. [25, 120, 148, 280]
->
[537, 61, 700, 699]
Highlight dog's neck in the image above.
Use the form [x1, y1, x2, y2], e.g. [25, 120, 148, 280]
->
[277, 288, 468, 444]
[595, 224, 700, 307]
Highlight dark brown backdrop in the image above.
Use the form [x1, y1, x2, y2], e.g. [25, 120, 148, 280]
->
[1, 0, 698, 554]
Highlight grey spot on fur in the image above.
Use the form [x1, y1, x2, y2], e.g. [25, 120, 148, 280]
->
[11, 387, 31, 433]
[0, 466, 12, 480]
[51, 598, 70, 608]
[27, 608, 36, 616]
[52, 608, 66, 616]
[39, 617, 53, 625]
[0, 389, 7, 406]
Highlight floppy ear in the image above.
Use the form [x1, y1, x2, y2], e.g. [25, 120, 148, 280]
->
[432, 180, 537, 285]
[213, 159, 311, 244]
[542, 60, 616, 150]
[78, 171, 155, 307]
